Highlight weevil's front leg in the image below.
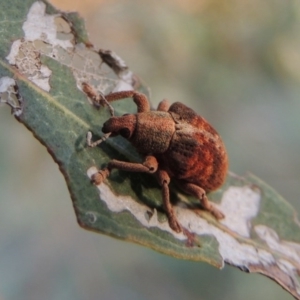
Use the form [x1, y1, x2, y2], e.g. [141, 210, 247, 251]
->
[82, 82, 150, 116]
[156, 170, 182, 233]
[178, 182, 225, 220]
[82, 83, 114, 116]
[92, 156, 158, 185]
[82, 83, 150, 113]
[104, 90, 150, 113]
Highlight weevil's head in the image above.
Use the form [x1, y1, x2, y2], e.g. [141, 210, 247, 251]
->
[102, 114, 136, 139]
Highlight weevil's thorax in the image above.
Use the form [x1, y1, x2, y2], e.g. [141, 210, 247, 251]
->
[130, 111, 175, 154]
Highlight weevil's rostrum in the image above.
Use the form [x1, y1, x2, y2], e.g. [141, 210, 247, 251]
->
[84, 84, 228, 233]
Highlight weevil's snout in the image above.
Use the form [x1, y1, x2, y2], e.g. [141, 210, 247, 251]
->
[102, 114, 137, 139]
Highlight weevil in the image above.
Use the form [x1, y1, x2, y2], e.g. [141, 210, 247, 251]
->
[83, 83, 228, 233]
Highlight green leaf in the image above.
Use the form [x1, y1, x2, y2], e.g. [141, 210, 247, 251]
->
[1, 1, 300, 299]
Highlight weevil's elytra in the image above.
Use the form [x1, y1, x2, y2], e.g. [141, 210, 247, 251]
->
[84, 85, 228, 233]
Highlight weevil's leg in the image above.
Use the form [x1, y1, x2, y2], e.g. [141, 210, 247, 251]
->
[82, 84, 150, 113]
[82, 83, 114, 116]
[156, 170, 182, 233]
[178, 182, 225, 219]
[105, 90, 150, 113]
[157, 99, 170, 111]
[92, 156, 158, 185]
[168, 102, 199, 124]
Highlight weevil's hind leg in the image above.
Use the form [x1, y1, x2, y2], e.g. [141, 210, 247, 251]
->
[178, 182, 225, 220]
[157, 99, 170, 111]
[92, 156, 158, 185]
[156, 170, 182, 233]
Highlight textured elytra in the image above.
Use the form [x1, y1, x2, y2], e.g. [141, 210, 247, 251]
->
[163, 102, 228, 191]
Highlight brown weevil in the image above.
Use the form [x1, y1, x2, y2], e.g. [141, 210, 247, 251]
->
[84, 83, 228, 233]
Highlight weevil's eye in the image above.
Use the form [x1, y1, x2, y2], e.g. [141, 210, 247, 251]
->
[119, 128, 131, 138]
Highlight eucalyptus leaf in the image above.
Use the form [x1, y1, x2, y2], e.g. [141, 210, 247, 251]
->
[1, 1, 300, 299]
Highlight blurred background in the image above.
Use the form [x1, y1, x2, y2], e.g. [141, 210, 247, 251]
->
[0, 0, 300, 299]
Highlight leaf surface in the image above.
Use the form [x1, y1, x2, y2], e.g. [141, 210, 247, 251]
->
[1, 1, 300, 298]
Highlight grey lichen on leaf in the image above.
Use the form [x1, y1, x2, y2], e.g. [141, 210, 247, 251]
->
[1, 1, 300, 299]
[0, 77, 23, 116]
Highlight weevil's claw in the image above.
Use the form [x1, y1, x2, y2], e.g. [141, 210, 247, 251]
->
[91, 169, 110, 185]
[168, 216, 183, 233]
[210, 205, 225, 220]
[182, 228, 197, 247]
[169, 218, 197, 247]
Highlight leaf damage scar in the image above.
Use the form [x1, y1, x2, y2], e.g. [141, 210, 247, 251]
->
[0, 77, 23, 116]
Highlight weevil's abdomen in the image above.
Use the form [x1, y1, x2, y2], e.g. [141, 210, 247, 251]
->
[130, 111, 176, 154]
[161, 122, 228, 192]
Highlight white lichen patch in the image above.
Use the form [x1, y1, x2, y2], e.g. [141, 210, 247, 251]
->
[87, 167, 269, 266]
[6, 40, 52, 91]
[5, 40, 23, 65]
[177, 207, 276, 267]
[112, 69, 137, 93]
[218, 186, 261, 237]
[277, 259, 300, 295]
[87, 167, 186, 240]
[0, 77, 16, 93]
[0, 77, 22, 116]
[255, 225, 300, 264]
[87, 166, 300, 297]
[22, 1, 74, 50]
[6, 1, 135, 95]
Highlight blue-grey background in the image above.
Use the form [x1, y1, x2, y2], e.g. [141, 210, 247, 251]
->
[0, 0, 299, 299]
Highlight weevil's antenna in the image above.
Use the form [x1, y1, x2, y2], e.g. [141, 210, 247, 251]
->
[98, 91, 114, 116]
[86, 131, 112, 147]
